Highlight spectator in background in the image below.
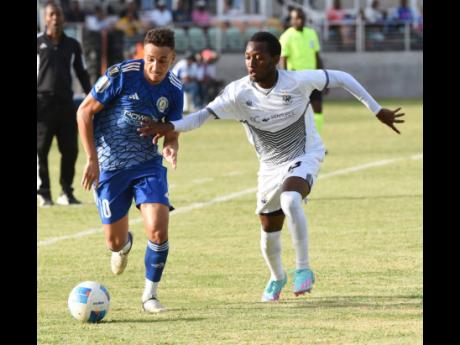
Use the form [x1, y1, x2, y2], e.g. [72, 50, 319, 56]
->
[194, 52, 206, 106]
[66, 0, 86, 23]
[37, 2, 92, 206]
[364, 0, 386, 44]
[326, 0, 353, 46]
[191, 1, 211, 31]
[85, 5, 114, 32]
[200, 48, 224, 103]
[364, 0, 387, 24]
[172, 51, 201, 112]
[173, 0, 191, 27]
[394, 0, 414, 23]
[116, 1, 142, 38]
[143, 0, 173, 28]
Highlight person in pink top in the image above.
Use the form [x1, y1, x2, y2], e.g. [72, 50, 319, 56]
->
[191, 0, 211, 30]
[326, 0, 353, 47]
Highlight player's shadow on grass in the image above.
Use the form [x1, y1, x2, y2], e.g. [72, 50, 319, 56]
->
[272, 295, 422, 309]
[215, 295, 421, 310]
[105, 316, 207, 324]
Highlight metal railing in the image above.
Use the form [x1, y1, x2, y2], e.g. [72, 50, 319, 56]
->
[318, 19, 422, 52]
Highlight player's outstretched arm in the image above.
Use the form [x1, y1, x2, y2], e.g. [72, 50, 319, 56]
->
[77, 94, 104, 190]
[327, 70, 405, 134]
[138, 108, 214, 142]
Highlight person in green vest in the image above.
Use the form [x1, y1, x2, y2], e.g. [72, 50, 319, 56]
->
[279, 7, 327, 143]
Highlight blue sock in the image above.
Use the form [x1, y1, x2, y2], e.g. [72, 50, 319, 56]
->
[145, 240, 169, 283]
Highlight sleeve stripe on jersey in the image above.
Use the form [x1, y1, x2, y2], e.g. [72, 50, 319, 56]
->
[168, 75, 182, 90]
[322, 69, 329, 91]
[169, 77, 182, 89]
[205, 107, 220, 119]
[169, 72, 182, 85]
[122, 64, 141, 70]
[123, 62, 141, 68]
[122, 66, 141, 72]
[122, 62, 141, 72]
[169, 72, 181, 83]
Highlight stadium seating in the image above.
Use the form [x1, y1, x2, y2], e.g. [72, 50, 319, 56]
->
[207, 27, 226, 52]
[174, 27, 188, 53]
[225, 27, 245, 52]
[188, 27, 208, 51]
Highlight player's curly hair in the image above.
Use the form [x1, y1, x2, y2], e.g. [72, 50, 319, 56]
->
[249, 32, 281, 57]
[144, 28, 175, 49]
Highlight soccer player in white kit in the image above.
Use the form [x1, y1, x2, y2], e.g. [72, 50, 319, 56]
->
[138, 32, 405, 302]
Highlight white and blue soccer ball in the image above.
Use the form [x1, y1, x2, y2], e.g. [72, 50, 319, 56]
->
[68, 281, 110, 323]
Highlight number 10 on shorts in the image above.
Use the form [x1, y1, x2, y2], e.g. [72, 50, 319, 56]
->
[97, 198, 112, 218]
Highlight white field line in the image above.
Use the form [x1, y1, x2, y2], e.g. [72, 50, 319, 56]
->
[37, 154, 422, 247]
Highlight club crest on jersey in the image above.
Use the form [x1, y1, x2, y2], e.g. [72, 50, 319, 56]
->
[246, 100, 253, 107]
[156, 97, 168, 113]
[282, 94, 292, 104]
[108, 65, 120, 77]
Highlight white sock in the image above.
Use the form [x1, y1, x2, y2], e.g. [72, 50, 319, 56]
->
[109, 231, 132, 253]
[260, 229, 285, 281]
[142, 278, 159, 302]
[121, 232, 132, 253]
[280, 191, 310, 270]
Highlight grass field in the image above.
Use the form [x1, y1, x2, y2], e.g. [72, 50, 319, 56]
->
[37, 99, 422, 345]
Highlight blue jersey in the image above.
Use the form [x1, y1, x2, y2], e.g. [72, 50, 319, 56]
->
[91, 59, 183, 172]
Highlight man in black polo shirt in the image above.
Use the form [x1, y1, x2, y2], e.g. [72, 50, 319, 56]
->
[37, 2, 91, 206]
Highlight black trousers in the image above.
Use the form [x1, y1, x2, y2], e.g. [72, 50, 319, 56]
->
[37, 95, 78, 196]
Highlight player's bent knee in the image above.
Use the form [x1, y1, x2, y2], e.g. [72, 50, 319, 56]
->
[259, 212, 285, 232]
[146, 227, 168, 244]
[106, 235, 126, 252]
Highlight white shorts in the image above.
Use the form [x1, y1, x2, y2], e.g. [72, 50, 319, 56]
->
[255, 152, 324, 215]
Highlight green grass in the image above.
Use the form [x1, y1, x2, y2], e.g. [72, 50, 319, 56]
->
[37, 99, 422, 345]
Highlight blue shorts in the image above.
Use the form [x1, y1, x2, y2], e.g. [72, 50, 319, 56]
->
[94, 158, 171, 224]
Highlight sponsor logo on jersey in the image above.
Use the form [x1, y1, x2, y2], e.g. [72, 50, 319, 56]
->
[282, 94, 293, 104]
[156, 96, 168, 113]
[123, 110, 153, 125]
[95, 75, 110, 93]
[39, 42, 47, 49]
[128, 92, 140, 100]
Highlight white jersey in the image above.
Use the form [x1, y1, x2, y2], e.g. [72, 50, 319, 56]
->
[207, 69, 327, 167]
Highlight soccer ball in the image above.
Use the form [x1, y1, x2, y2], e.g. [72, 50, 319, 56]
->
[68, 281, 110, 323]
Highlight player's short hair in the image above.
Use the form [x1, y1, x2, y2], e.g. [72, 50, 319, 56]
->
[45, 1, 62, 13]
[144, 28, 175, 50]
[290, 7, 306, 22]
[249, 32, 281, 57]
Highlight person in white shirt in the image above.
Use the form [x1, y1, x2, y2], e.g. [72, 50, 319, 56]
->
[143, 0, 172, 28]
[138, 32, 405, 302]
[172, 52, 201, 111]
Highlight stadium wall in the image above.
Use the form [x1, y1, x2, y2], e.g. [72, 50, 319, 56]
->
[215, 51, 423, 100]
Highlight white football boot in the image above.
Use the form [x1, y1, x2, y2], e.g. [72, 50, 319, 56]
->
[142, 297, 167, 313]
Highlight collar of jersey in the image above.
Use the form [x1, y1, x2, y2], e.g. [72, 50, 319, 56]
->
[251, 70, 279, 96]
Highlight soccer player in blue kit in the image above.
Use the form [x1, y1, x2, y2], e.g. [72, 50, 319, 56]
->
[76, 28, 183, 313]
